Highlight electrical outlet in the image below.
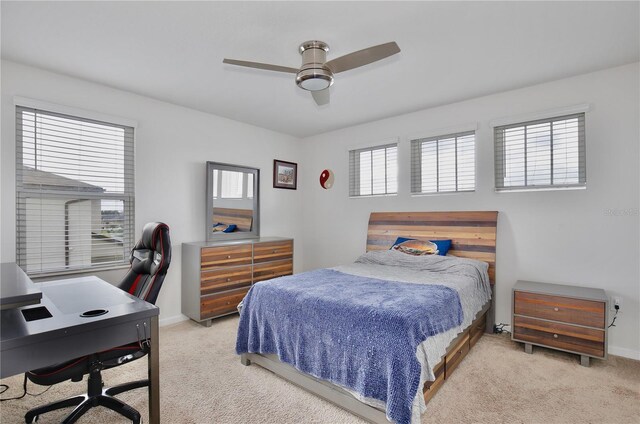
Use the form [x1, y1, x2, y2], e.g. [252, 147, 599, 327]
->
[611, 296, 622, 310]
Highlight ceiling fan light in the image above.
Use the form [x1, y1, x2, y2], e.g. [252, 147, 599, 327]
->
[296, 68, 334, 91]
[300, 77, 331, 91]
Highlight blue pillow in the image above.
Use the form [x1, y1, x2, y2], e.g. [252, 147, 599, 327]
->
[390, 237, 452, 256]
[430, 239, 452, 256]
[213, 223, 237, 233]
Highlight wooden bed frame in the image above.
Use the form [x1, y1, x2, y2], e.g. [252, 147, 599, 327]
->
[241, 211, 498, 423]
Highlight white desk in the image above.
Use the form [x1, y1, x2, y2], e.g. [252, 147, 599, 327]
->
[0, 273, 160, 424]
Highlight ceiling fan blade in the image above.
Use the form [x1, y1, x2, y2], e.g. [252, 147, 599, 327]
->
[223, 59, 299, 74]
[311, 89, 330, 106]
[325, 42, 400, 74]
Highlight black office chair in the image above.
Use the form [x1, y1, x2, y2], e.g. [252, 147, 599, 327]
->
[24, 222, 171, 424]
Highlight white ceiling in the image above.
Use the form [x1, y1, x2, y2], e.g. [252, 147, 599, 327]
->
[2, 1, 638, 138]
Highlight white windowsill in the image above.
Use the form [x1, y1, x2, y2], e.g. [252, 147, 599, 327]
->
[28, 263, 130, 280]
[349, 193, 398, 199]
[495, 185, 587, 193]
[411, 190, 475, 197]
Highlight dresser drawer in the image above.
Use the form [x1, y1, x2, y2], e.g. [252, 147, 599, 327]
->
[201, 244, 252, 269]
[200, 287, 249, 319]
[513, 315, 604, 357]
[201, 265, 252, 295]
[514, 291, 605, 328]
[253, 259, 293, 283]
[253, 240, 293, 263]
[444, 333, 470, 378]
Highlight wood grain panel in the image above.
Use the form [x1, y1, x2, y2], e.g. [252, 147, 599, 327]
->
[212, 207, 253, 232]
[513, 316, 604, 343]
[423, 358, 445, 403]
[201, 265, 252, 295]
[514, 291, 605, 328]
[513, 324, 604, 357]
[253, 259, 293, 283]
[444, 332, 470, 378]
[367, 211, 498, 285]
[201, 244, 252, 268]
[253, 240, 293, 263]
[470, 313, 487, 348]
[200, 287, 249, 319]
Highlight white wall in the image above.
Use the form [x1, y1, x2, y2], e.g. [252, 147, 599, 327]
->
[1, 60, 304, 324]
[2, 60, 638, 359]
[300, 63, 640, 359]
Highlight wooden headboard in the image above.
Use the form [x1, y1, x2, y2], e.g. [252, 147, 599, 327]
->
[366, 211, 498, 285]
[212, 207, 253, 232]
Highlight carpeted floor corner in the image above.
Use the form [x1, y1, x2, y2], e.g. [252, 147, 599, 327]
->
[1, 315, 638, 423]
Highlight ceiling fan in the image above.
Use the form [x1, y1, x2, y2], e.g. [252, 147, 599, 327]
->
[223, 41, 401, 106]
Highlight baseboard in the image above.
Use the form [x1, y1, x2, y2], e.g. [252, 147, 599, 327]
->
[159, 314, 189, 327]
[609, 345, 640, 360]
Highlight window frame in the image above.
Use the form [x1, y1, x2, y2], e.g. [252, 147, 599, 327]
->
[494, 112, 586, 192]
[410, 130, 476, 195]
[348, 143, 398, 198]
[15, 103, 136, 277]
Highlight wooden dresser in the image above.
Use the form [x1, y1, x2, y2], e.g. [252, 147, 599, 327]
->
[512, 280, 607, 366]
[182, 237, 293, 326]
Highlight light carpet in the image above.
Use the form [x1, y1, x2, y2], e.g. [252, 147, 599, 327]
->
[1, 315, 638, 423]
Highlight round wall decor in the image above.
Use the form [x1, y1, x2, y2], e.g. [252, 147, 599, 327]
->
[319, 169, 334, 189]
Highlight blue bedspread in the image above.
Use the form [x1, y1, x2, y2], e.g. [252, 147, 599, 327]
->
[236, 268, 463, 424]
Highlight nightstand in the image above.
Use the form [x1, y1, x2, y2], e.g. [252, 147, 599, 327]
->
[512, 280, 608, 367]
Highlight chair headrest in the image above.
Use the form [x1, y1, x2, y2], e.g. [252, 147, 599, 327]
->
[140, 222, 164, 250]
[130, 222, 171, 278]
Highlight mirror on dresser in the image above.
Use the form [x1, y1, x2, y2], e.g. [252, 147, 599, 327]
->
[206, 161, 260, 241]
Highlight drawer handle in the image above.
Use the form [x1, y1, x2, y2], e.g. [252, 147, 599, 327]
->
[272, 250, 278, 254]
[226, 278, 231, 282]
[227, 255, 232, 259]
[553, 307, 559, 312]
[226, 301, 230, 305]
[553, 334, 559, 339]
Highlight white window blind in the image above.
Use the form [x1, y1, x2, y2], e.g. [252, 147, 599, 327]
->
[212, 170, 253, 200]
[349, 144, 397, 197]
[410, 131, 475, 194]
[494, 113, 586, 191]
[16, 106, 135, 275]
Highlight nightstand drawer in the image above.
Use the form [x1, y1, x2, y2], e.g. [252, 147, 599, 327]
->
[514, 291, 605, 328]
[513, 316, 604, 357]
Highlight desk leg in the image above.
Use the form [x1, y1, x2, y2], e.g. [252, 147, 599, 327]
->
[149, 315, 160, 424]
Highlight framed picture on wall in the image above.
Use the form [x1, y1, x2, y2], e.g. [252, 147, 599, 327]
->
[273, 159, 297, 190]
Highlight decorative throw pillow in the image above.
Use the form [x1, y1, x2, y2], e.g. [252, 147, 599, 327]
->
[212, 223, 237, 233]
[390, 237, 452, 256]
[392, 239, 439, 256]
[430, 239, 452, 256]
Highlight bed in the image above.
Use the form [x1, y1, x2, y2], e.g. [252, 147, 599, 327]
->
[237, 211, 498, 423]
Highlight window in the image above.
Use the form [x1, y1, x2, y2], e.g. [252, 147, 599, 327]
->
[212, 170, 253, 200]
[494, 113, 585, 191]
[16, 106, 135, 275]
[349, 144, 397, 197]
[410, 131, 475, 194]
